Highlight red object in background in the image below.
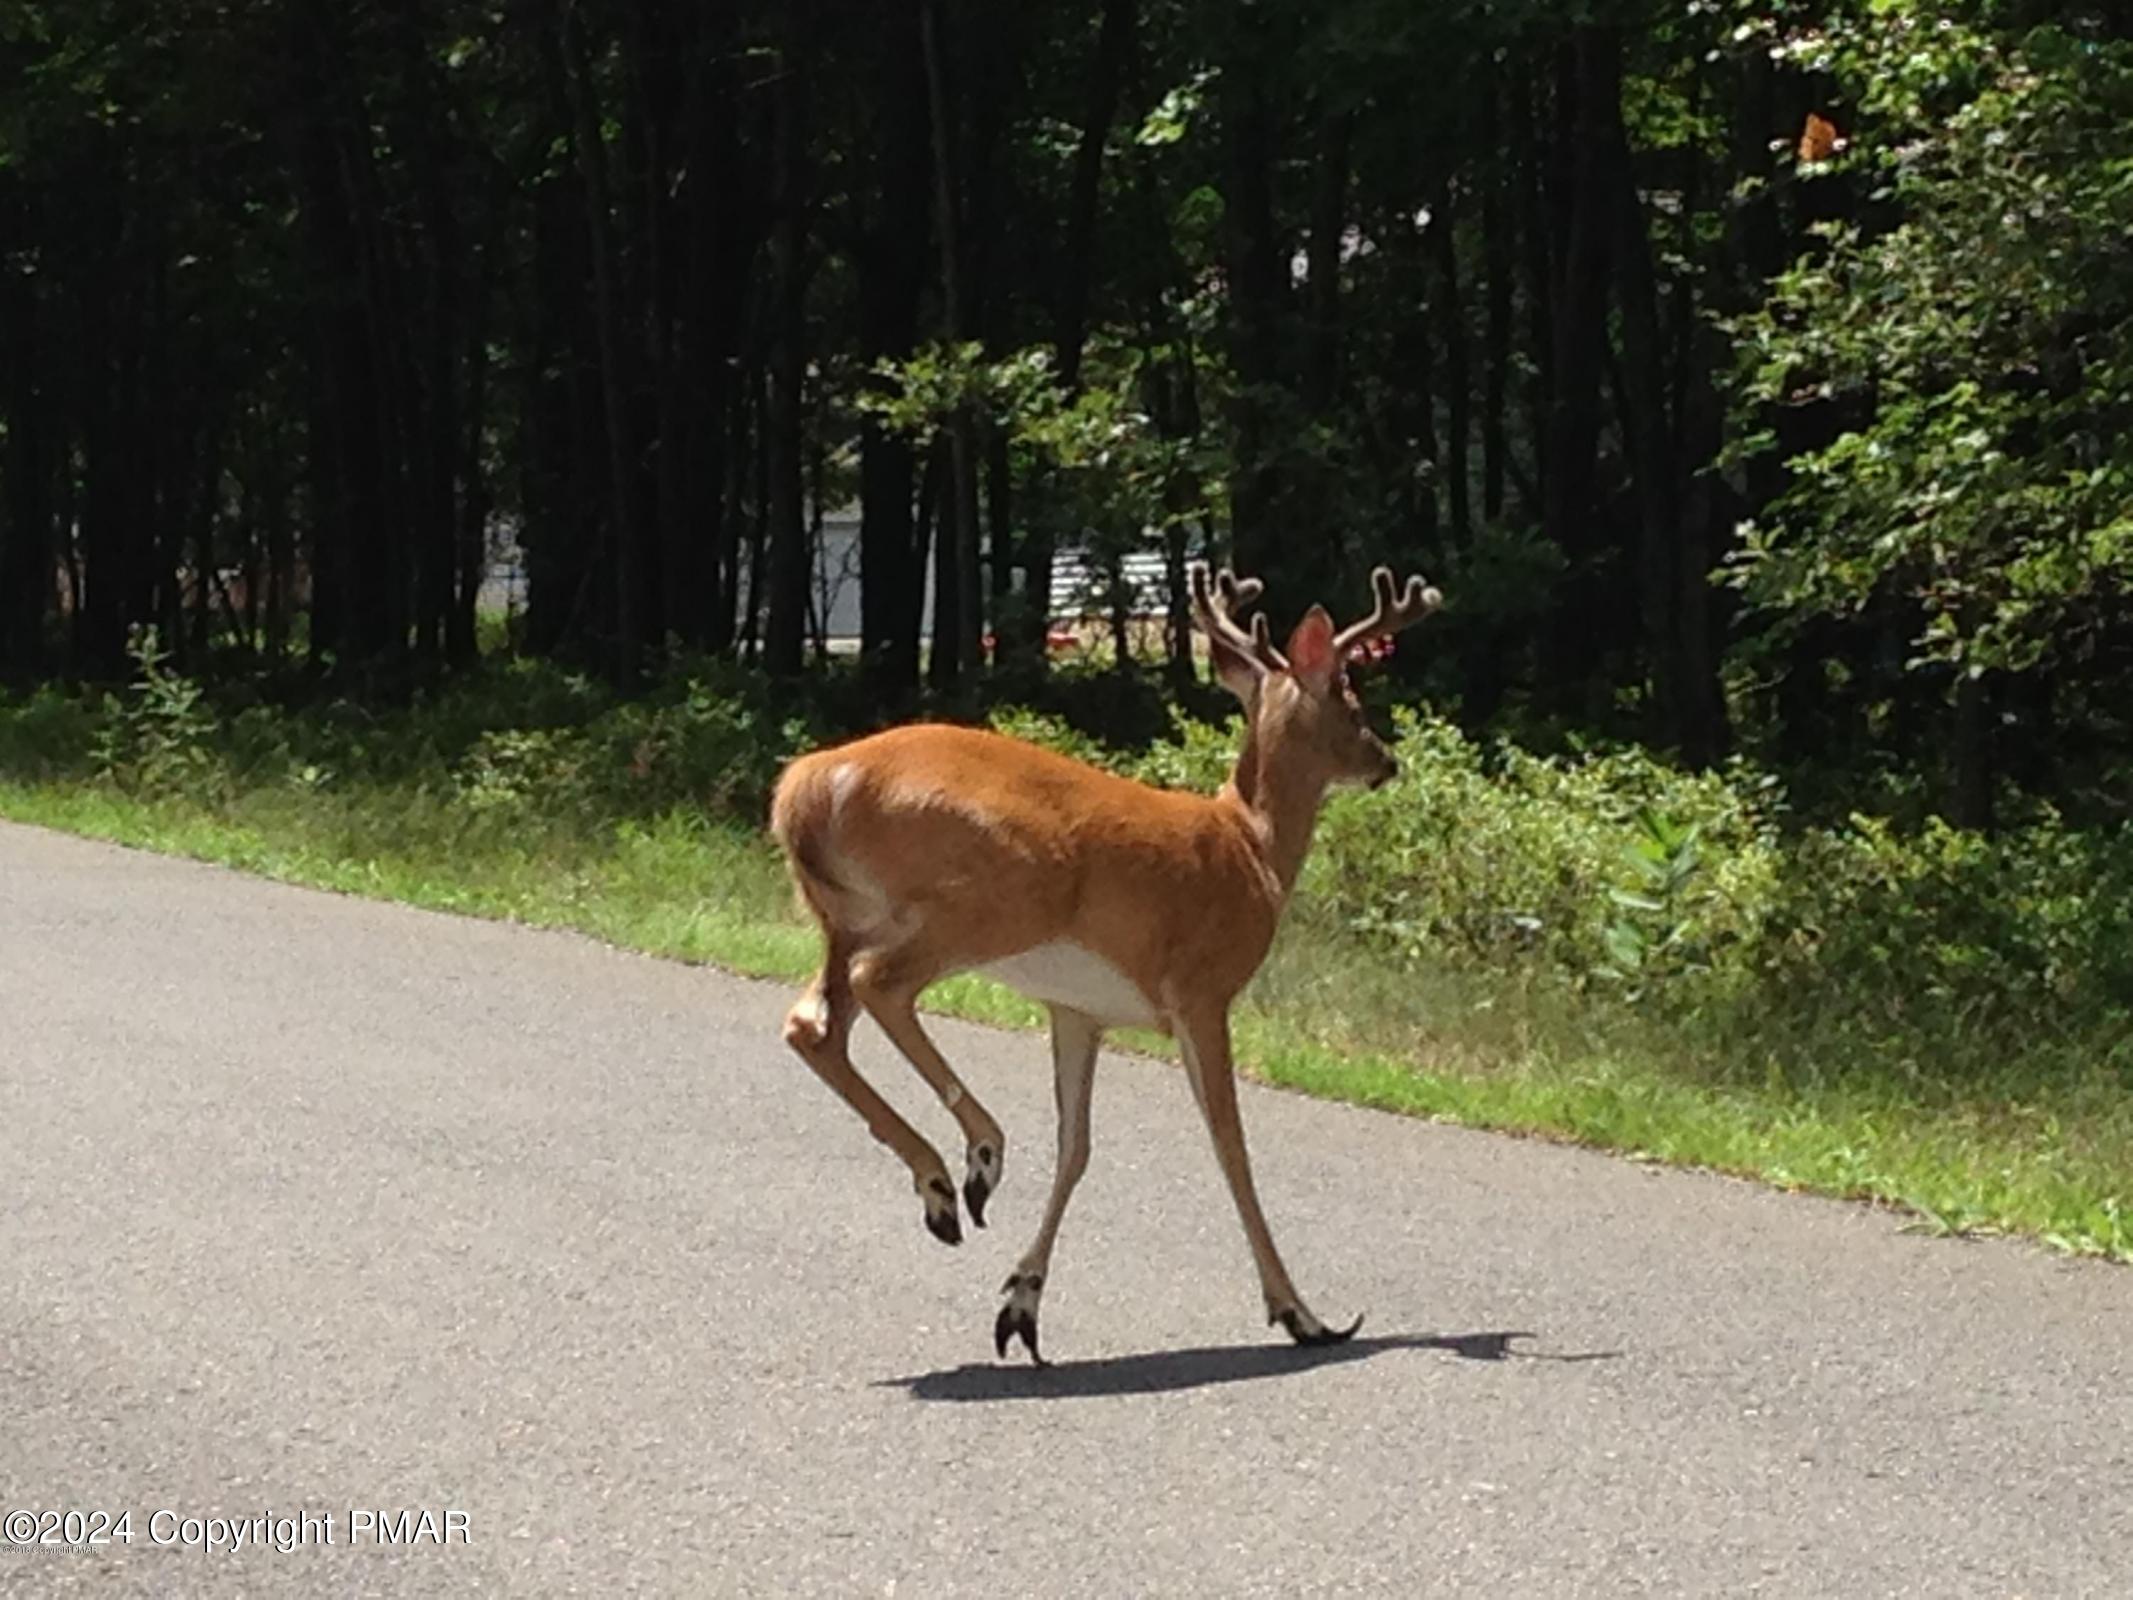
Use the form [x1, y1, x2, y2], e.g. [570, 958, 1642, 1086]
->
[1798, 112, 1842, 164]
[981, 629, 1082, 654]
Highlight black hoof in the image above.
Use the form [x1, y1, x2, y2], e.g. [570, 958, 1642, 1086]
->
[994, 1303, 1045, 1366]
[964, 1143, 996, 1228]
[923, 1178, 961, 1247]
[1275, 1308, 1365, 1347]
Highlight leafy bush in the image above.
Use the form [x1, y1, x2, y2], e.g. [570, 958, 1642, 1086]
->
[454, 726, 612, 819]
[1303, 709, 1784, 1002]
[602, 683, 818, 819]
[0, 684, 103, 781]
[92, 630, 227, 799]
[1757, 812, 2133, 1055]
[449, 671, 818, 825]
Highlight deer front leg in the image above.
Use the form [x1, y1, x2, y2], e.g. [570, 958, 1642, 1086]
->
[784, 940, 962, 1245]
[851, 951, 1008, 1232]
[1174, 1005, 1363, 1346]
[994, 1006, 1102, 1366]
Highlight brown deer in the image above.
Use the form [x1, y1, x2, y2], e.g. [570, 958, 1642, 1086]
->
[769, 562, 1441, 1362]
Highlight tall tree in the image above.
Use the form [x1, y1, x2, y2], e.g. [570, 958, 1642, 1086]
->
[921, 0, 983, 685]
[763, 1, 814, 680]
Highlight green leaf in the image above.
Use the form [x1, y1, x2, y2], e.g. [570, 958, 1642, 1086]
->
[1136, 70, 1215, 147]
[1603, 923, 1647, 970]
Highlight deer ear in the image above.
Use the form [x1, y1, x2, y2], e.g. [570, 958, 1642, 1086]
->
[1206, 627, 1263, 703]
[1285, 605, 1338, 691]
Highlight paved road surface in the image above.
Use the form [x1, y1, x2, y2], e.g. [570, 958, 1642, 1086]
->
[2, 821, 2128, 1597]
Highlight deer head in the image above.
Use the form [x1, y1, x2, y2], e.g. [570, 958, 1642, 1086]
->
[1190, 562, 1442, 791]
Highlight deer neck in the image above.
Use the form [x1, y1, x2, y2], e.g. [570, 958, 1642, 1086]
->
[1220, 715, 1332, 899]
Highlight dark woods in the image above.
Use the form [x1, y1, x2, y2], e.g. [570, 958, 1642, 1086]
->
[4, 0, 2132, 825]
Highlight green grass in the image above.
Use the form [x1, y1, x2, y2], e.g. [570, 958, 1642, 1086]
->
[3, 762, 2126, 1266]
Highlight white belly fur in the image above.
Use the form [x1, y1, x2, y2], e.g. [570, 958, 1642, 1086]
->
[976, 941, 1159, 1028]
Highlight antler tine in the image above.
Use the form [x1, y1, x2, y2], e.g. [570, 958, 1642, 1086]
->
[1190, 561, 1288, 671]
[1333, 565, 1443, 656]
[1217, 570, 1264, 610]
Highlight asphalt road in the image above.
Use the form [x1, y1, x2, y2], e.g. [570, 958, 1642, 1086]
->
[2, 820, 2129, 1598]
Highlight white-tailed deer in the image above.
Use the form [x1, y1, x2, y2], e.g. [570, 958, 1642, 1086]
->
[769, 562, 1441, 1362]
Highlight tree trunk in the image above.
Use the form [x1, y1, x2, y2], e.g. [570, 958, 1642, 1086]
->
[1302, 108, 1352, 416]
[670, 6, 753, 653]
[624, 0, 680, 662]
[0, 252, 53, 680]
[987, 430, 1013, 624]
[519, 140, 600, 664]
[713, 337, 754, 655]
[1511, 60, 1554, 499]
[450, 250, 492, 666]
[1606, 74, 1682, 751]
[1433, 177, 1472, 548]
[927, 436, 962, 690]
[1165, 520, 1193, 689]
[264, 424, 293, 667]
[1672, 363, 1734, 765]
[1481, 61, 1513, 524]
[857, 3, 932, 690]
[1219, 18, 1288, 593]
[922, 0, 982, 683]
[1055, 0, 1137, 397]
[287, 4, 389, 673]
[555, 0, 642, 681]
[1538, 31, 1619, 707]
[763, 9, 812, 679]
[741, 357, 771, 664]
[1025, 0, 1138, 667]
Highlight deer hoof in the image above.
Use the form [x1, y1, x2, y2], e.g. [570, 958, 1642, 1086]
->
[994, 1271, 1046, 1365]
[963, 1141, 1001, 1229]
[1274, 1307, 1365, 1347]
[994, 1304, 1044, 1366]
[922, 1177, 961, 1247]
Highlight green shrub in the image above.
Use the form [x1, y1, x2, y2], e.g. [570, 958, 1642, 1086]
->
[454, 725, 611, 819]
[0, 684, 103, 781]
[1756, 812, 2133, 1060]
[92, 630, 228, 800]
[1303, 708, 1784, 1004]
[602, 682, 818, 819]
[447, 673, 818, 826]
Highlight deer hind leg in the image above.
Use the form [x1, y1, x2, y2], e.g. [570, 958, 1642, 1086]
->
[850, 947, 1008, 1233]
[994, 1006, 1102, 1366]
[1175, 1005, 1362, 1347]
[783, 931, 963, 1246]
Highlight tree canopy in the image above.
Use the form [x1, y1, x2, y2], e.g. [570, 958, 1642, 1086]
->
[4, 0, 2130, 827]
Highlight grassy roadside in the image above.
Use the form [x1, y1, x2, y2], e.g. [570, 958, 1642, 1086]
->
[4, 759, 2126, 1265]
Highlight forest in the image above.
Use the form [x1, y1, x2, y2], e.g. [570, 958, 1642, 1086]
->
[1, 0, 2127, 815]
[3, 4, 2131, 1250]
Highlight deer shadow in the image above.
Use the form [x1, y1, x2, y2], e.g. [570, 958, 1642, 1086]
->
[876, 1329, 1619, 1403]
